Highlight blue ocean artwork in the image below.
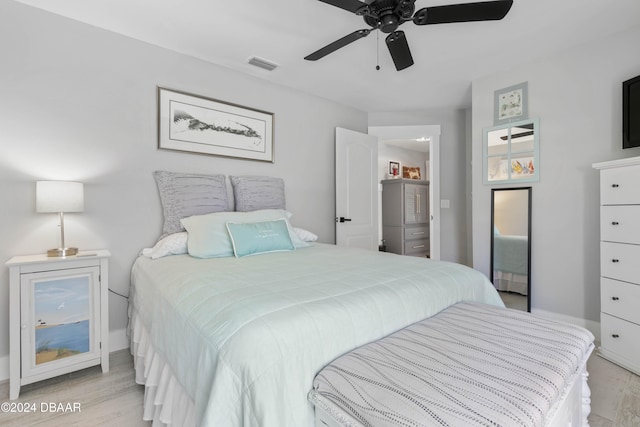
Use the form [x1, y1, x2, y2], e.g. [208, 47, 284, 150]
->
[33, 275, 91, 364]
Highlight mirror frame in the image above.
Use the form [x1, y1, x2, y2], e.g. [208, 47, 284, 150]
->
[490, 187, 532, 312]
[483, 118, 539, 184]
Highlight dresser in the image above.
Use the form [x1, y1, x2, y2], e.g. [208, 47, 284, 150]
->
[593, 156, 640, 375]
[381, 179, 430, 257]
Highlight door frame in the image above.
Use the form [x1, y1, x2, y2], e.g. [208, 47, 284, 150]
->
[368, 125, 441, 260]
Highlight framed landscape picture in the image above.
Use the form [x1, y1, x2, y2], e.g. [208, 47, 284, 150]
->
[158, 87, 274, 162]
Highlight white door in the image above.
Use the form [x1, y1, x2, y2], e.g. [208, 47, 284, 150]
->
[335, 127, 378, 250]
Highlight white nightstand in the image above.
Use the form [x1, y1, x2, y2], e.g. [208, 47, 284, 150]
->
[6, 250, 110, 400]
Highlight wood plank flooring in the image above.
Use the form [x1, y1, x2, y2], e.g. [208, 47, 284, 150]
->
[0, 349, 638, 426]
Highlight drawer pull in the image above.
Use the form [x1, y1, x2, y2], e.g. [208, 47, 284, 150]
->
[612, 334, 620, 338]
[612, 296, 620, 301]
[612, 184, 619, 188]
[411, 231, 425, 235]
[412, 245, 425, 249]
[611, 221, 619, 225]
[612, 259, 620, 263]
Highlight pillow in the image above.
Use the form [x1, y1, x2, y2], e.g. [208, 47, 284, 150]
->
[293, 227, 318, 242]
[180, 209, 308, 258]
[141, 232, 188, 259]
[154, 170, 229, 236]
[226, 219, 295, 257]
[230, 175, 285, 212]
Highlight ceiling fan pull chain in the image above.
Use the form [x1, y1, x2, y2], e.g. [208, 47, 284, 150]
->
[376, 31, 381, 71]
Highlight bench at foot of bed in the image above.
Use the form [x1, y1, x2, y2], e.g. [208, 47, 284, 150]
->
[309, 302, 594, 427]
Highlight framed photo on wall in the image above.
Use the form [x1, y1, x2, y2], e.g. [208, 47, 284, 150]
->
[158, 87, 274, 162]
[494, 82, 528, 125]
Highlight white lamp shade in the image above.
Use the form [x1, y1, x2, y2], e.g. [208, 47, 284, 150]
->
[36, 181, 84, 213]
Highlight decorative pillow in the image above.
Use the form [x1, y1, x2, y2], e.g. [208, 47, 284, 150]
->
[180, 209, 308, 259]
[230, 175, 286, 212]
[226, 219, 295, 257]
[142, 232, 188, 259]
[154, 170, 229, 236]
[293, 227, 318, 242]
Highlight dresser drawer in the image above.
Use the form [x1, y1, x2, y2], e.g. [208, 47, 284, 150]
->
[601, 241, 640, 284]
[601, 278, 640, 324]
[404, 226, 428, 240]
[404, 239, 429, 256]
[601, 164, 640, 205]
[601, 313, 640, 362]
[601, 206, 640, 244]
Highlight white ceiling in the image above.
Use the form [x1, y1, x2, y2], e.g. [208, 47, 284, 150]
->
[15, 0, 640, 112]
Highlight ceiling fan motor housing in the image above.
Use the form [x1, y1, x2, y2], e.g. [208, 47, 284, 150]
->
[364, 0, 416, 33]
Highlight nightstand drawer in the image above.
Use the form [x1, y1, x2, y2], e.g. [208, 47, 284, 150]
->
[601, 206, 640, 244]
[601, 314, 640, 361]
[601, 241, 640, 284]
[601, 164, 640, 205]
[404, 226, 428, 240]
[404, 239, 429, 256]
[601, 278, 640, 324]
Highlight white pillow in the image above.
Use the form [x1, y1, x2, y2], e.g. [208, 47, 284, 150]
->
[142, 232, 188, 259]
[293, 227, 318, 242]
[181, 209, 308, 259]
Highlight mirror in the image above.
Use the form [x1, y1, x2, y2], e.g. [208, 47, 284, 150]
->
[484, 118, 539, 184]
[491, 187, 531, 312]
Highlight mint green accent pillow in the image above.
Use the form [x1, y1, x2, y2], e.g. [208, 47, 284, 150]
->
[226, 219, 295, 257]
[180, 209, 308, 258]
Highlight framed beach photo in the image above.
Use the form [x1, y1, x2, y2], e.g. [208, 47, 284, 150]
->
[158, 87, 274, 162]
[494, 82, 528, 125]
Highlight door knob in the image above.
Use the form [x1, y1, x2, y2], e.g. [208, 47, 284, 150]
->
[336, 217, 352, 223]
[611, 221, 619, 225]
[612, 296, 619, 301]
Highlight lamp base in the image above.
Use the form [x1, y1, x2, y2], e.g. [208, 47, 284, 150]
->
[47, 247, 78, 257]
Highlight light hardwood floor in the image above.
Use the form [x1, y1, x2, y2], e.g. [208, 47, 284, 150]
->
[0, 349, 639, 426]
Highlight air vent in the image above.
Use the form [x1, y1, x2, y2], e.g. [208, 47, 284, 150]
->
[247, 56, 279, 71]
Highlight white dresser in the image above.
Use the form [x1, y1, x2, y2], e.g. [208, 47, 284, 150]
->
[593, 156, 640, 375]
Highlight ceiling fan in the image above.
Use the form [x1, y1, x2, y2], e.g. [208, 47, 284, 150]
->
[304, 0, 513, 71]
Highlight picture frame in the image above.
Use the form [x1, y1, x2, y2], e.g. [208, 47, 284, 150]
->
[389, 161, 401, 178]
[158, 87, 274, 162]
[403, 166, 421, 180]
[494, 82, 528, 125]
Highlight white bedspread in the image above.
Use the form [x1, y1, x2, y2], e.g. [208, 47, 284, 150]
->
[130, 243, 503, 427]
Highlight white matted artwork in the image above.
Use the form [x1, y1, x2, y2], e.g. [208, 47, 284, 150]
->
[494, 82, 528, 125]
[158, 87, 274, 162]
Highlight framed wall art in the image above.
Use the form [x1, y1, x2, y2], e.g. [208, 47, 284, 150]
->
[389, 161, 400, 177]
[158, 87, 274, 162]
[494, 82, 528, 125]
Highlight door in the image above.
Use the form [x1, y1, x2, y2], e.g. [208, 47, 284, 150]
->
[335, 127, 378, 250]
[403, 184, 429, 225]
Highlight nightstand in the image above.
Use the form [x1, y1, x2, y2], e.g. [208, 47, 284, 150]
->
[6, 250, 110, 400]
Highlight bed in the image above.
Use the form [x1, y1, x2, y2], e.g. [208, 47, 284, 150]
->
[493, 233, 529, 294]
[129, 171, 590, 426]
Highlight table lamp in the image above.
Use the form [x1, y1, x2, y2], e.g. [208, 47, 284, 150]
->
[36, 181, 84, 257]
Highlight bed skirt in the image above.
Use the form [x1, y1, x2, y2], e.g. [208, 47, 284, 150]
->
[129, 305, 197, 427]
[493, 269, 528, 295]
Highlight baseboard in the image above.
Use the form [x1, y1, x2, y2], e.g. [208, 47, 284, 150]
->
[531, 308, 601, 343]
[0, 328, 130, 382]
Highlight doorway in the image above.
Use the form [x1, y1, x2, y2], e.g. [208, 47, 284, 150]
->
[368, 125, 441, 260]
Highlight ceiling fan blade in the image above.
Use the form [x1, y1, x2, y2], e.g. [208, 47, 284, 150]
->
[305, 29, 371, 61]
[317, 0, 367, 14]
[385, 31, 414, 71]
[414, 0, 513, 25]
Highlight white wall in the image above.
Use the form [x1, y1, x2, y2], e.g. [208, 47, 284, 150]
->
[472, 25, 640, 326]
[0, 1, 367, 359]
[369, 109, 469, 265]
